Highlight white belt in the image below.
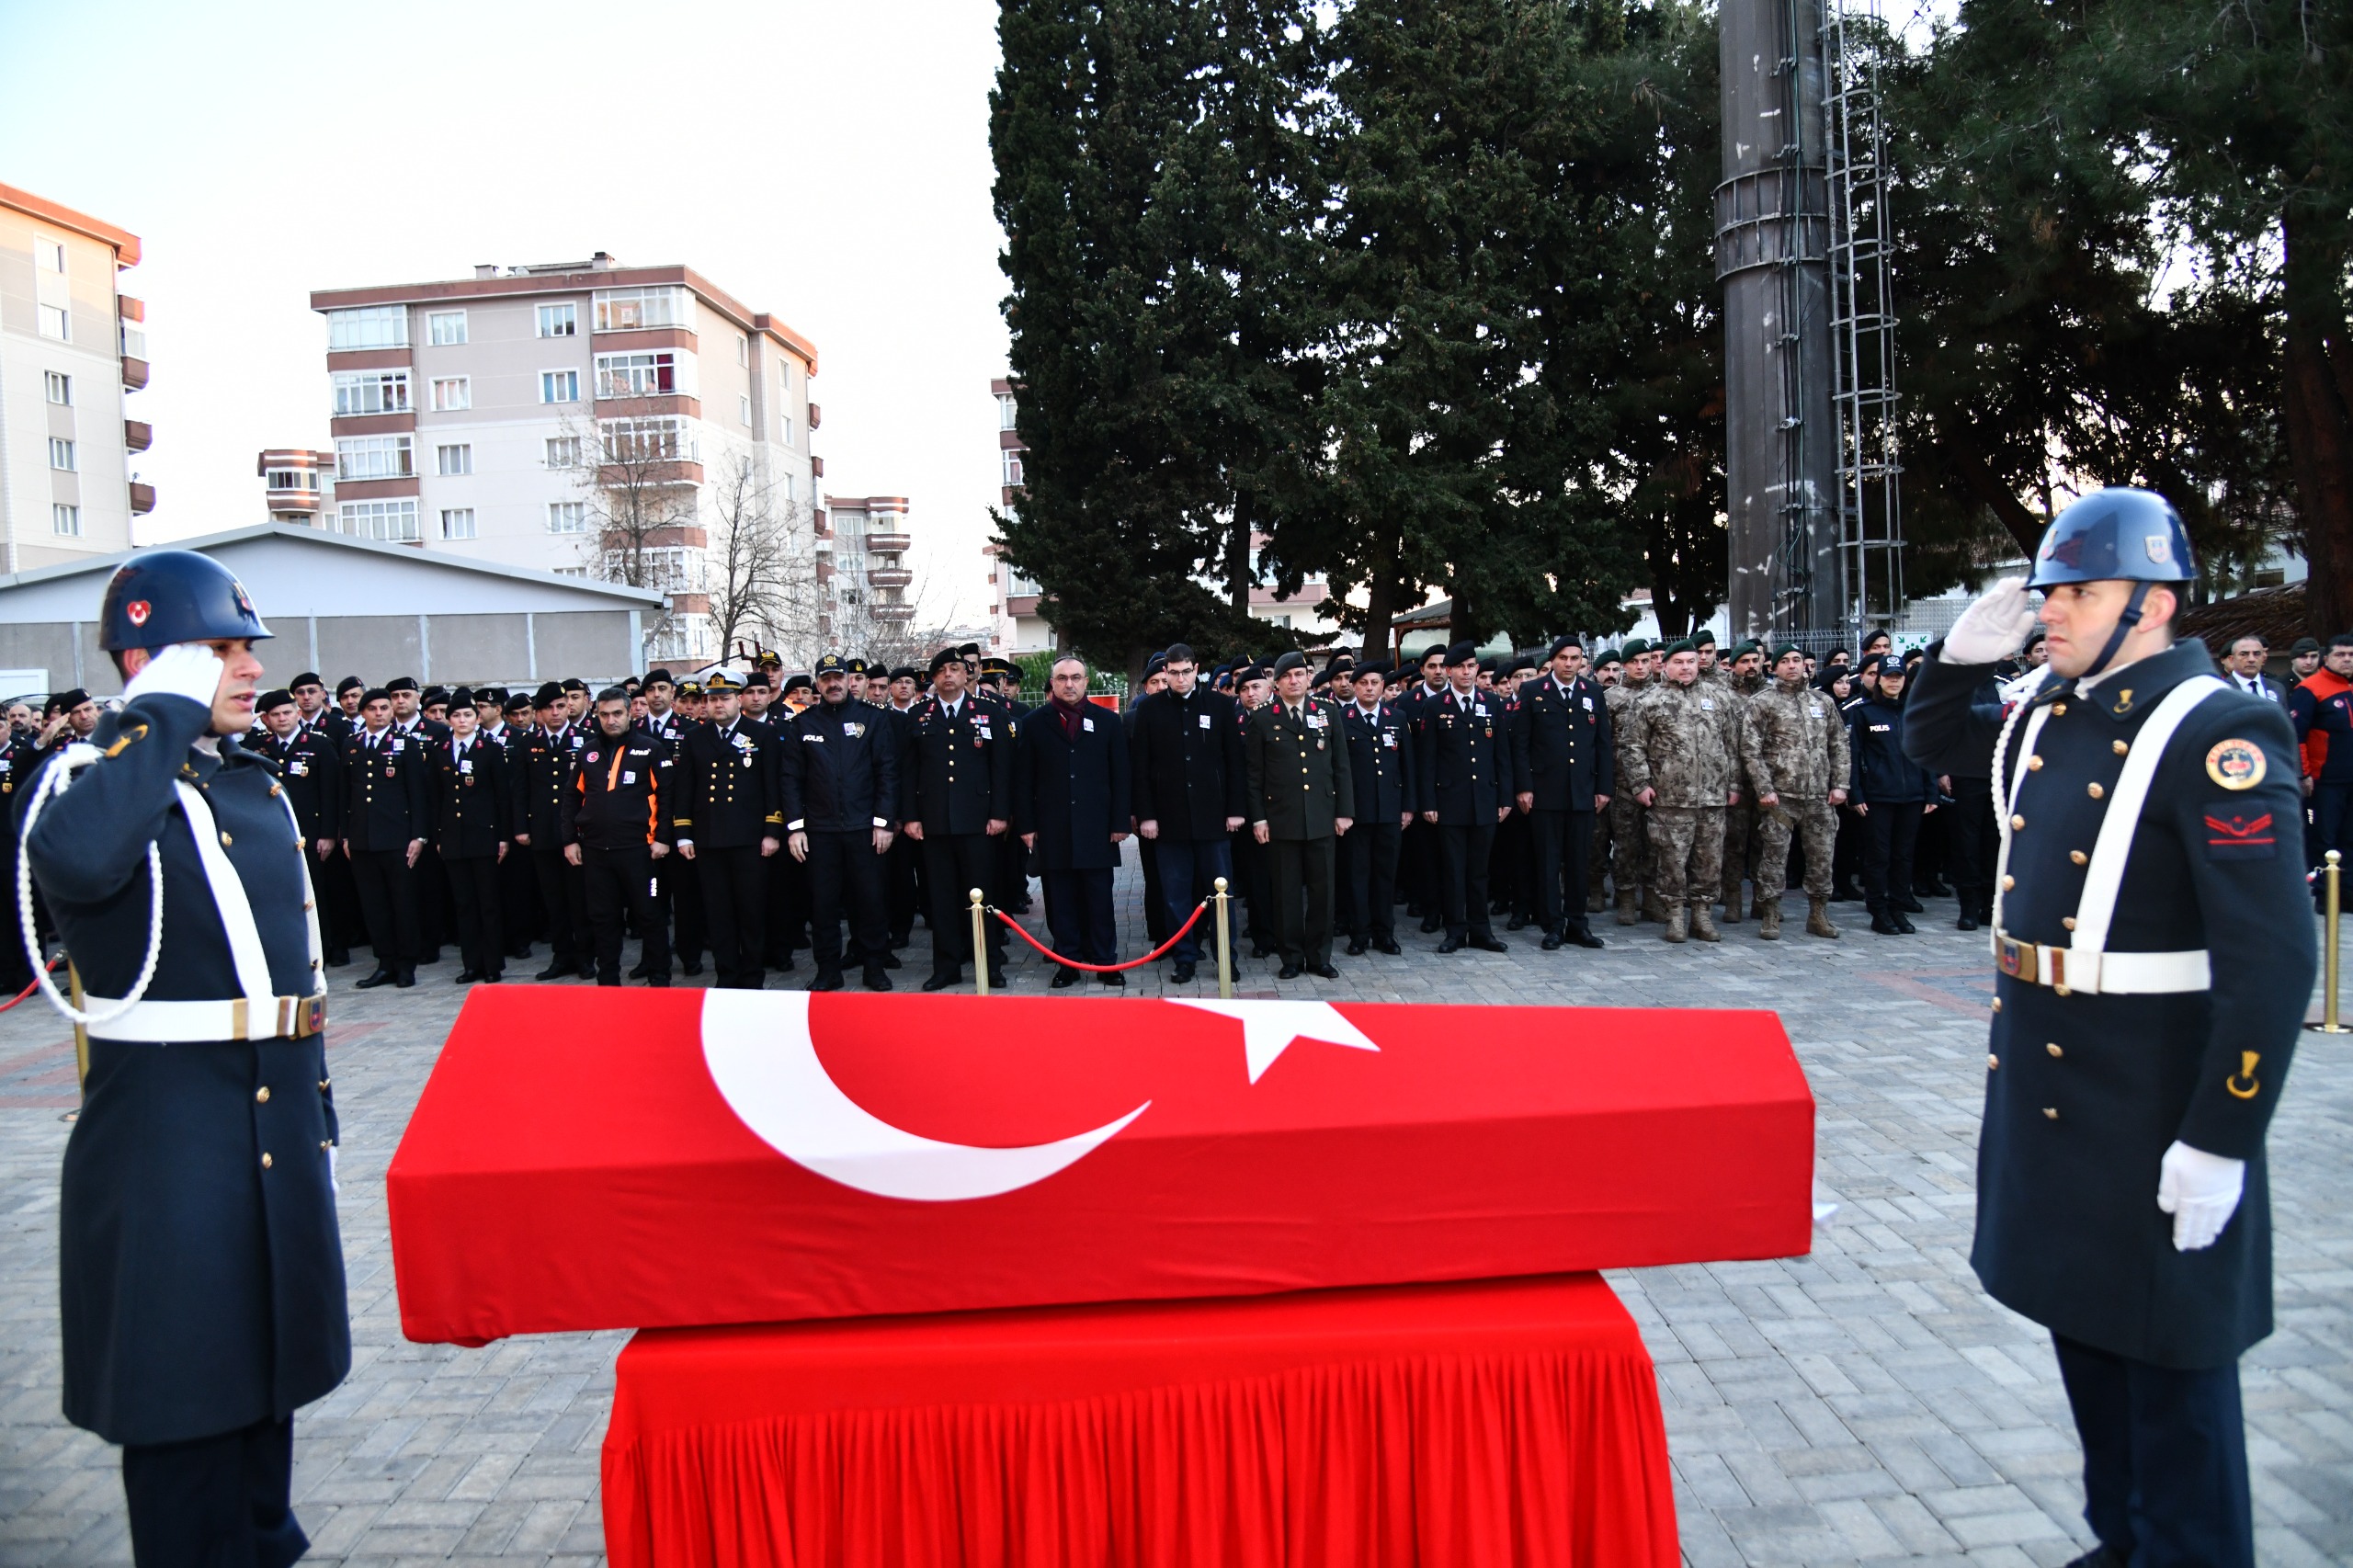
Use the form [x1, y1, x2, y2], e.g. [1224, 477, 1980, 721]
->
[1992, 932, 2210, 995]
[88, 993, 326, 1043]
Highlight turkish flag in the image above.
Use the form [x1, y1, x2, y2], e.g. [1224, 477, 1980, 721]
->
[388, 990, 1813, 1344]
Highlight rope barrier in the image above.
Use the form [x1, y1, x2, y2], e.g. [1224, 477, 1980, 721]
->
[991, 899, 1210, 973]
[0, 956, 64, 1015]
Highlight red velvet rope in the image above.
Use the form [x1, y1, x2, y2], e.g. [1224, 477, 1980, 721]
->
[991, 900, 1211, 972]
[0, 956, 64, 1015]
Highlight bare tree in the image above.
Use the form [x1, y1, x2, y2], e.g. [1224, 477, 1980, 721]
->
[704, 449, 826, 666]
[563, 390, 700, 657]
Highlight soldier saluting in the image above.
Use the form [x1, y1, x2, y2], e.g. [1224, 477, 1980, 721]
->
[18, 551, 347, 1565]
[1907, 489, 2307, 1568]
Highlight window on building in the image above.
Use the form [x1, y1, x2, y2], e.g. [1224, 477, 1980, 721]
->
[36, 239, 64, 273]
[440, 507, 477, 540]
[1002, 449, 1025, 486]
[119, 320, 146, 358]
[326, 304, 408, 350]
[332, 369, 410, 417]
[538, 301, 577, 337]
[335, 434, 415, 481]
[338, 499, 420, 541]
[552, 565, 587, 578]
[736, 333, 749, 367]
[548, 501, 588, 534]
[39, 305, 68, 342]
[779, 415, 794, 447]
[430, 376, 472, 411]
[545, 436, 583, 469]
[266, 468, 307, 490]
[52, 504, 80, 537]
[593, 285, 692, 332]
[436, 443, 472, 476]
[427, 310, 469, 346]
[598, 416, 697, 464]
[44, 371, 71, 405]
[594, 351, 679, 398]
[781, 473, 795, 503]
[48, 438, 75, 472]
[740, 395, 752, 426]
[998, 392, 1017, 430]
[540, 369, 580, 403]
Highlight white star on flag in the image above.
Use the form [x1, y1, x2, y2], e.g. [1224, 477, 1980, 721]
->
[1166, 999, 1380, 1084]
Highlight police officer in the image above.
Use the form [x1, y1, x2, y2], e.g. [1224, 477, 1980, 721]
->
[562, 687, 675, 986]
[1847, 653, 1939, 936]
[430, 689, 513, 983]
[252, 687, 347, 965]
[904, 647, 1013, 991]
[1907, 489, 2307, 1568]
[1245, 650, 1354, 979]
[1413, 641, 1515, 953]
[1511, 634, 1612, 950]
[781, 653, 900, 992]
[341, 687, 430, 987]
[20, 551, 347, 1565]
[671, 671, 782, 989]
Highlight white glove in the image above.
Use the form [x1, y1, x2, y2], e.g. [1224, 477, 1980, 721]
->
[2156, 1140, 2245, 1252]
[121, 642, 224, 710]
[1943, 578, 2041, 665]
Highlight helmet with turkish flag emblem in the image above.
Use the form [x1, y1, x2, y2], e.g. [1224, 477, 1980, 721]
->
[98, 549, 273, 651]
[2025, 487, 2196, 591]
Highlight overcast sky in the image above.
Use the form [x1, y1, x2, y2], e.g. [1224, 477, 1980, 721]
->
[1, 0, 1013, 622]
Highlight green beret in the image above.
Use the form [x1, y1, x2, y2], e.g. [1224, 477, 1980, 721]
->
[1730, 639, 1761, 657]
[1691, 628, 1718, 647]
[1662, 638, 1697, 657]
[1770, 642, 1805, 664]
[1596, 648, 1624, 665]
[1621, 638, 1650, 658]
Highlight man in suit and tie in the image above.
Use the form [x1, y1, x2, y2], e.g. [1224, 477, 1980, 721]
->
[2222, 635, 2282, 702]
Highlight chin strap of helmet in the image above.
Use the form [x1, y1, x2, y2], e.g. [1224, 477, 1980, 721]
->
[2082, 580, 2155, 680]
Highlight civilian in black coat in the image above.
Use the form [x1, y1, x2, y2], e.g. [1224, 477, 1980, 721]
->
[1337, 666, 1414, 953]
[1015, 655, 1131, 985]
[1511, 636, 1614, 949]
[1127, 642, 1246, 978]
[428, 691, 513, 983]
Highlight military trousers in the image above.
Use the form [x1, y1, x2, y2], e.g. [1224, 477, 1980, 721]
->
[1945, 778, 1999, 918]
[497, 839, 540, 958]
[922, 832, 1006, 979]
[1643, 806, 1723, 910]
[530, 848, 590, 971]
[2055, 1336, 2252, 1568]
[1586, 810, 1612, 908]
[665, 851, 705, 968]
[1435, 822, 1497, 941]
[123, 1416, 306, 1568]
[1719, 799, 1757, 907]
[1608, 791, 1650, 901]
[441, 853, 504, 980]
[1528, 808, 1597, 936]
[695, 844, 770, 989]
[582, 846, 667, 985]
[348, 847, 419, 978]
[1267, 835, 1337, 968]
[1338, 821, 1401, 943]
[1755, 798, 1839, 902]
[887, 832, 923, 945]
[804, 831, 890, 978]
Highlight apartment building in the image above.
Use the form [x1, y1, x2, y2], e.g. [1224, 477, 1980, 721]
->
[984, 378, 1050, 653]
[310, 255, 819, 665]
[257, 448, 334, 527]
[0, 184, 152, 574]
[820, 494, 916, 642]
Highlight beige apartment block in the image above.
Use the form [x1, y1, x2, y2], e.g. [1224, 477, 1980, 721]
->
[820, 494, 917, 645]
[310, 255, 819, 665]
[0, 184, 151, 574]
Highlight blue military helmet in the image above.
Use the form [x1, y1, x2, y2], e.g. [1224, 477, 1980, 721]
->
[2025, 487, 2197, 591]
[98, 550, 272, 652]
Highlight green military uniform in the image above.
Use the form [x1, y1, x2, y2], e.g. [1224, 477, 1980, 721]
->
[1605, 642, 1654, 924]
[1740, 652, 1852, 938]
[1621, 653, 1743, 942]
[1244, 683, 1356, 973]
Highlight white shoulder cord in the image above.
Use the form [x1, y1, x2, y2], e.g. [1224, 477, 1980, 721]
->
[1988, 665, 2053, 935]
[16, 744, 166, 1026]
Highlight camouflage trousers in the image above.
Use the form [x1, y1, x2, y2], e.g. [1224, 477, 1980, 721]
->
[1754, 798, 1838, 901]
[1608, 791, 1650, 898]
[1719, 799, 1757, 904]
[1644, 806, 1724, 909]
[1588, 809, 1613, 902]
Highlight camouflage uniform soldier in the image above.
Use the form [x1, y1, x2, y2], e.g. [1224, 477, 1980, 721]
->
[1717, 641, 1768, 921]
[1740, 642, 1852, 939]
[1586, 648, 1624, 912]
[1606, 639, 1657, 925]
[1621, 639, 1743, 942]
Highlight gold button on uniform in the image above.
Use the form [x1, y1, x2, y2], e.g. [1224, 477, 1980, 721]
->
[220, 832, 233, 846]
[256, 1085, 270, 1103]
[260, 1152, 274, 1169]
[2063, 916, 2077, 930]
[2011, 814, 2026, 830]
[2087, 783, 2105, 800]
[2071, 850, 2087, 866]
[2042, 1108, 2059, 1120]
[2047, 1042, 2063, 1058]
[2053, 702, 2068, 716]
[2002, 875, 2016, 890]
[2028, 756, 2043, 771]
[1988, 1054, 2000, 1070]
[2112, 740, 2129, 756]
[1991, 998, 2003, 1014]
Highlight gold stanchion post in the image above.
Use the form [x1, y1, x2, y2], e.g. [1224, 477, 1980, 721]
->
[2312, 851, 2347, 1034]
[68, 957, 88, 1096]
[970, 889, 990, 996]
[1213, 876, 1233, 1000]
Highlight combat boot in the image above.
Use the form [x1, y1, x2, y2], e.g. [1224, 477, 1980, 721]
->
[1688, 903, 1722, 943]
[1757, 899, 1782, 939]
[1614, 890, 1640, 926]
[1663, 905, 1688, 943]
[1642, 889, 1670, 924]
[1807, 897, 1840, 938]
[1717, 886, 1741, 924]
[1587, 889, 1608, 915]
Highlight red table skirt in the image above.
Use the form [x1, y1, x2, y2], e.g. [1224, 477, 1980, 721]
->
[601, 1273, 1677, 1568]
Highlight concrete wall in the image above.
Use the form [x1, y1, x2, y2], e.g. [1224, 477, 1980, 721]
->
[313, 616, 423, 687]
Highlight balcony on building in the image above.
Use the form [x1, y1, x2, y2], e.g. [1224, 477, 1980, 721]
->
[123, 419, 153, 452]
[870, 602, 916, 622]
[867, 566, 913, 589]
[128, 482, 156, 515]
[121, 355, 149, 391]
[866, 531, 912, 553]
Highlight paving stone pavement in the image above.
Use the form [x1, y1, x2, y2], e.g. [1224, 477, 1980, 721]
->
[2, 871, 2347, 1566]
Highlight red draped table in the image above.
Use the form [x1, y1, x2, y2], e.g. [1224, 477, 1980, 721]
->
[601, 1273, 1677, 1568]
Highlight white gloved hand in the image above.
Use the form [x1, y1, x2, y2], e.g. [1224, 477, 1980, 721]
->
[2156, 1140, 2245, 1252]
[121, 642, 224, 711]
[1943, 578, 2041, 665]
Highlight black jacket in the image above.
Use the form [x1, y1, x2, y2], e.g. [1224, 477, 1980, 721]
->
[781, 698, 900, 834]
[1511, 673, 1613, 810]
[673, 718, 782, 849]
[1413, 687, 1517, 824]
[1340, 699, 1414, 824]
[561, 726, 674, 850]
[1128, 686, 1247, 840]
[517, 722, 587, 845]
[251, 727, 343, 842]
[1016, 699, 1131, 870]
[340, 727, 432, 851]
[1847, 692, 1937, 803]
[430, 733, 513, 858]
[904, 694, 1013, 835]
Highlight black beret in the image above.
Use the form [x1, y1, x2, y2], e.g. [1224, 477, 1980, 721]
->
[1444, 641, 1479, 665]
[889, 665, 919, 682]
[421, 687, 450, 707]
[256, 688, 294, 712]
[445, 687, 476, 711]
[362, 687, 391, 706]
[1271, 651, 1308, 676]
[928, 647, 963, 676]
[1507, 657, 1539, 676]
[958, 642, 982, 659]
[1547, 635, 1582, 660]
[290, 672, 324, 690]
[782, 673, 813, 694]
[562, 677, 590, 693]
[335, 675, 365, 696]
[642, 668, 675, 687]
[533, 681, 565, 707]
[1144, 653, 1169, 678]
[503, 692, 533, 713]
[386, 676, 418, 694]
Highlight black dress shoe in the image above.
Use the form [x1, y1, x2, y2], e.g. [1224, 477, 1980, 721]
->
[1566, 928, 1606, 949]
[1278, 963, 1303, 979]
[1051, 967, 1082, 989]
[1437, 937, 1464, 954]
[988, 969, 1006, 988]
[2058, 1548, 2124, 1568]
[1171, 961, 1197, 983]
[1893, 912, 1917, 934]
[922, 971, 961, 992]
[481, 972, 502, 983]
[1310, 963, 1339, 979]
[394, 970, 417, 988]
[810, 971, 845, 992]
[1405, 903, 1424, 918]
[647, 975, 671, 987]
[1099, 971, 1125, 987]
[1374, 939, 1402, 955]
[1250, 945, 1275, 960]
[325, 950, 352, 968]
[1419, 915, 1443, 934]
[535, 961, 575, 982]
[1505, 915, 1528, 931]
[1540, 934, 1563, 950]
[628, 960, 653, 979]
[1472, 936, 1509, 953]
[863, 968, 892, 992]
[1345, 939, 1367, 957]
[1956, 914, 1980, 931]
[1870, 913, 1904, 935]
[879, 952, 903, 970]
[454, 969, 483, 984]
[680, 960, 705, 977]
[1897, 895, 1926, 914]
[355, 967, 396, 989]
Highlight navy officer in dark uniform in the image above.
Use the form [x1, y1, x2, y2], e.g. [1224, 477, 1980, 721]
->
[18, 550, 347, 1567]
[903, 646, 1013, 992]
[670, 670, 782, 990]
[1905, 489, 2308, 1568]
[1511, 633, 1612, 950]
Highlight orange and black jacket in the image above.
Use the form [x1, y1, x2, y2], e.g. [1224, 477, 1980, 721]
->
[559, 725, 674, 850]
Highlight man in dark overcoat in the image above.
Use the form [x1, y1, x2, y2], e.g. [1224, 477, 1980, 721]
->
[1127, 641, 1246, 983]
[1015, 653, 1131, 986]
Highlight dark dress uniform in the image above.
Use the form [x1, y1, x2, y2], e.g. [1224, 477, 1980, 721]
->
[672, 715, 782, 989]
[904, 692, 1013, 985]
[0, 728, 35, 988]
[1511, 672, 1614, 946]
[429, 733, 513, 982]
[1413, 686, 1517, 948]
[561, 725, 674, 985]
[881, 702, 926, 948]
[23, 689, 346, 1566]
[1847, 686, 1939, 929]
[520, 720, 591, 978]
[1395, 676, 1452, 927]
[1244, 696, 1355, 971]
[1128, 684, 1247, 970]
[1015, 699, 1131, 973]
[780, 696, 901, 987]
[250, 726, 345, 964]
[1909, 636, 2308, 1568]
[1338, 697, 1412, 950]
[340, 724, 431, 983]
